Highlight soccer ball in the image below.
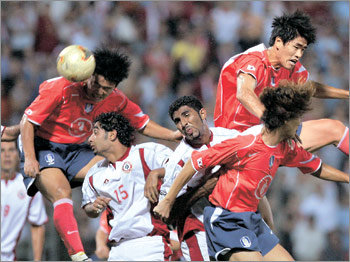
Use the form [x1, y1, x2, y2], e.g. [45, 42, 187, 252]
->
[57, 45, 96, 82]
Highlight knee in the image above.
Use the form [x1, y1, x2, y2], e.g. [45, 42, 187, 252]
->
[51, 186, 72, 203]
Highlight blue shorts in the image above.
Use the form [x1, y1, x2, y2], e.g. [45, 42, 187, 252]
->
[204, 206, 279, 260]
[20, 136, 95, 196]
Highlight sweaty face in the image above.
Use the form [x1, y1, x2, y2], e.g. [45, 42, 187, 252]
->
[88, 122, 109, 156]
[85, 74, 116, 102]
[1, 141, 19, 173]
[276, 36, 308, 70]
[172, 106, 206, 141]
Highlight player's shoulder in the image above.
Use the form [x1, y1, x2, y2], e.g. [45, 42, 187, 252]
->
[241, 124, 263, 136]
[87, 158, 109, 177]
[135, 142, 173, 153]
[39, 76, 82, 95]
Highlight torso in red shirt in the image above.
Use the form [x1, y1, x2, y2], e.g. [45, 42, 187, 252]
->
[214, 43, 309, 131]
[24, 77, 149, 143]
[191, 126, 321, 213]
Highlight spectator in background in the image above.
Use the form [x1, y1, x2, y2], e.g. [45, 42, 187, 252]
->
[1, 140, 48, 261]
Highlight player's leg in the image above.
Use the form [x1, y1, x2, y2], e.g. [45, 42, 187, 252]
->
[262, 244, 294, 261]
[300, 119, 349, 155]
[74, 155, 104, 181]
[35, 168, 88, 261]
[226, 250, 263, 261]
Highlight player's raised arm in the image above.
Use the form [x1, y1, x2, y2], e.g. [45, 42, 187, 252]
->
[20, 115, 40, 178]
[311, 80, 349, 99]
[139, 119, 183, 142]
[236, 73, 265, 119]
[1, 124, 20, 141]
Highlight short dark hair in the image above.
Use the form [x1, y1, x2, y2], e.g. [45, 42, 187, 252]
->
[168, 96, 203, 121]
[93, 112, 135, 147]
[93, 48, 131, 86]
[269, 10, 316, 46]
[260, 81, 314, 131]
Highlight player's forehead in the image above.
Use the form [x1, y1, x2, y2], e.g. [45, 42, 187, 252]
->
[93, 74, 115, 88]
[173, 105, 197, 117]
[287, 36, 308, 48]
[1, 141, 16, 151]
[93, 121, 103, 130]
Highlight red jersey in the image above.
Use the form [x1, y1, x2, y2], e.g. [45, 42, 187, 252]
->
[191, 126, 321, 213]
[214, 43, 309, 131]
[24, 77, 149, 143]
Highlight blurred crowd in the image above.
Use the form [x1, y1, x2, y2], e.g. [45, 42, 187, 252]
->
[1, 1, 349, 261]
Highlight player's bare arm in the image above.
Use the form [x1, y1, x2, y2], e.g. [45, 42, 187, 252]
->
[1, 124, 20, 141]
[144, 167, 165, 203]
[20, 115, 40, 178]
[30, 224, 45, 261]
[154, 160, 196, 220]
[311, 163, 349, 183]
[140, 120, 183, 142]
[83, 196, 111, 218]
[311, 81, 349, 99]
[236, 73, 265, 119]
[258, 196, 275, 231]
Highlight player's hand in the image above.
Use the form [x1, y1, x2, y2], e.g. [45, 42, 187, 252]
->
[153, 198, 172, 222]
[172, 130, 183, 142]
[95, 245, 110, 259]
[24, 158, 41, 178]
[93, 196, 112, 214]
[144, 170, 160, 203]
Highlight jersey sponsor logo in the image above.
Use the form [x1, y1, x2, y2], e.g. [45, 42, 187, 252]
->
[240, 236, 252, 248]
[197, 157, 203, 168]
[247, 65, 256, 71]
[85, 103, 94, 113]
[270, 76, 275, 86]
[122, 161, 132, 172]
[269, 155, 275, 169]
[45, 153, 55, 165]
[17, 190, 26, 199]
[68, 117, 93, 138]
[255, 175, 273, 199]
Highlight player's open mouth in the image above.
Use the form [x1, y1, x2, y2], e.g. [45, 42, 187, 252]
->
[289, 59, 297, 65]
[185, 127, 193, 135]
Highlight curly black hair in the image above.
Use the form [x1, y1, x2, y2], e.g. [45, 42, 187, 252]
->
[93, 48, 131, 86]
[93, 112, 135, 147]
[168, 96, 203, 121]
[260, 81, 315, 131]
[269, 10, 316, 46]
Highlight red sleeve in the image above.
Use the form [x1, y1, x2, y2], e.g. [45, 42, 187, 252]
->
[281, 142, 322, 174]
[291, 62, 309, 83]
[235, 55, 266, 82]
[24, 78, 63, 125]
[104, 90, 150, 130]
[191, 134, 255, 171]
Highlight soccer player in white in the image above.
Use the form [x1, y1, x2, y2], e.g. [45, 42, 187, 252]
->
[81, 112, 174, 261]
[145, 96, 274, 261]
[1, 140, 48, 261]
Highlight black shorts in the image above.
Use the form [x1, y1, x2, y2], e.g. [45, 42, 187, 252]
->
[20, 136, 95, 196]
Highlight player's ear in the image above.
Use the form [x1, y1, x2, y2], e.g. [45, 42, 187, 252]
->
[199, 108, 207, 120]
[109, 130, 118, 141]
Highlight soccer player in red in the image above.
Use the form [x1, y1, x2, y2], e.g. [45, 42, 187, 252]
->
[214, 10, 349, 155]
[20, 48, 181, 261]
[1, 124, 20, 141]
[154, 81, 349, 261]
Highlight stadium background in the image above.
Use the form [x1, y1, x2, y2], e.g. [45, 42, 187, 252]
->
[1, 1, 348, 261]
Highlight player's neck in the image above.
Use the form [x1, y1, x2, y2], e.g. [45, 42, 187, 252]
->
[108, 145, 130, 163]
[267, 48, 281, 70]
[1, 170, 15, 180]
[261, 127, 284, 146]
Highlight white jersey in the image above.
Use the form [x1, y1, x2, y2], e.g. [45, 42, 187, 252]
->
[1, 173, 48, 261]
[82, 142, 173, 243]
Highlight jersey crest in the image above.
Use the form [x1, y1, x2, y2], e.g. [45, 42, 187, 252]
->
[85, 103, 94, 113]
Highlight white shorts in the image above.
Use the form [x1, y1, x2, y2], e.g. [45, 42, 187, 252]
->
[108, 235, 171, 261]
[1, 252, 14, 261]
[181, 230, 209, 261]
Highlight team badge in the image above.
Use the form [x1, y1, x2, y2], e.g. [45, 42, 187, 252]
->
[269, 155, 275, 169]
[122, 161, 132, 172]
[45, 153, 55, 165]
[197, 158, 203, 168]
[240, 236, 252, 248]
[17, 190, 26, 199]
[85, 103, 94, 113]
[247, 65, 256, 71]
